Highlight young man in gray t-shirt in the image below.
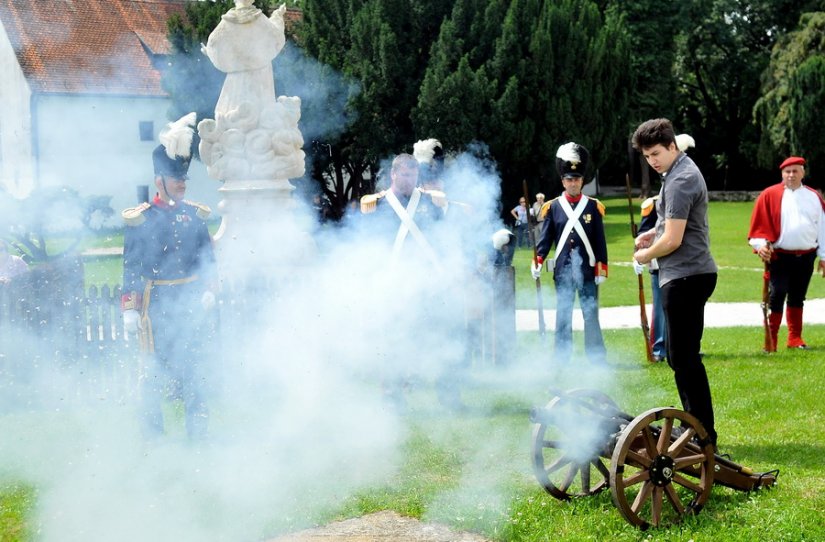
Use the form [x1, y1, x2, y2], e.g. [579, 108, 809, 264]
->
[632, 118, 719, 450]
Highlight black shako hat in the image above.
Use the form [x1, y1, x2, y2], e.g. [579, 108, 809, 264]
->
[152, 112, 197, 179]
[555, 142, 590, 179]
[152, 144, 192, 179]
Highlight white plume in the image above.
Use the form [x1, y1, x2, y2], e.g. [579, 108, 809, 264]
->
[492, 228, 513, 250]
[159, 112, 197, 159]
[556, 142, 580, 163]
[675, 133, 695, 152]
[413, 138, 441, 165]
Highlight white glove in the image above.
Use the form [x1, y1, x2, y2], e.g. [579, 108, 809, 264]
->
[632, 260, 645, 275]
[123, 309, 141, 333]
[201, 291, 216, 311]
[595, 276, 607, 285]
[530, 261, 542, 280]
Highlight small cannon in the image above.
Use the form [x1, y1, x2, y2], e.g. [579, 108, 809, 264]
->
[529, 389, 778, 529]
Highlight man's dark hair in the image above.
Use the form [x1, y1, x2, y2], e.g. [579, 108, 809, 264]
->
[631, 118, 677, 151]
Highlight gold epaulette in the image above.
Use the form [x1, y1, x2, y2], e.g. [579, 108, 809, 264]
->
[640, 195, 659, 217]
[539, 201, 553, 221]
[121, 202, 151, 226]
[183, 200, 211, 220]
[593, 198, 606, 217]
[421, 189, 448, 209]
[360, 191, 385, 214]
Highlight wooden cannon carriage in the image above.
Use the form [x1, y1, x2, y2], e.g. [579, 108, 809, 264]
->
[530, 389, 778, 529]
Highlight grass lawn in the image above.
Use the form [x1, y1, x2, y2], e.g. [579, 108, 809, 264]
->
[3, 326, 822, 541]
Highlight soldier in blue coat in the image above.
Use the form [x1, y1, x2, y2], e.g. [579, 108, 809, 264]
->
[531, 142, 608, 363]
[360, 153, 468, 411]
[121, 113, 218, 440]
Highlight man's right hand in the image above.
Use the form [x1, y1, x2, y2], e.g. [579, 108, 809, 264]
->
[632, 260, 645, 275]
[123, 309, 141, 334]
[757, 244, 773, 262]
[530, 261, 542, 280]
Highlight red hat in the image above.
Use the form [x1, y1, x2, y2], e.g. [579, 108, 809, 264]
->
[779, 156, 806, 170]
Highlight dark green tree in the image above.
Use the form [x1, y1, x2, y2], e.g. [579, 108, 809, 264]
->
[416, 0, 631, 208]
[754, 11, 825, 176]
[788, 54, 825, 178]
[487, 0, 631, 203]
[162, 1, 233, 126]
[299, 0, 459, 212]
[606, 0, 679, 126]
[669, 0, 824, 188]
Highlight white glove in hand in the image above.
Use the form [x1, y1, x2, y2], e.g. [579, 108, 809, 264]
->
[594, 276, 607, 285]
[201, 291, 216, 311]
[530, 262, 542, 280]
[123, 309, 141, 333]
[632, 260, 645, 275]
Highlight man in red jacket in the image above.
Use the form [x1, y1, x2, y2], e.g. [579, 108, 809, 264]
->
[748, 155, 825, 350]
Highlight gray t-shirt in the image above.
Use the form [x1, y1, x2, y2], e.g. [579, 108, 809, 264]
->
[654, 153, 717, 286]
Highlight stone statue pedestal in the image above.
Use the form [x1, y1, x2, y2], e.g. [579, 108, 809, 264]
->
[213, 178, 315, 286]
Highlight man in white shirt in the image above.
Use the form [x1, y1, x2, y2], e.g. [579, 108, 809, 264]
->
[748, 155, 825, 350]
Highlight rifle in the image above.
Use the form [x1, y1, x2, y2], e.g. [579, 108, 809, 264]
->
[523, 180, 546, 338]
[625, 174, 654, 362]
[761, 261, 774, 352]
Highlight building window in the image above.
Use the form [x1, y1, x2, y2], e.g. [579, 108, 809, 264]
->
[139, 121, 154, 141]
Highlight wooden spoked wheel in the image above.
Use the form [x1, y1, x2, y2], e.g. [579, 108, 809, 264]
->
[609, 407, 715, 529]
[531, 389, 622, 500]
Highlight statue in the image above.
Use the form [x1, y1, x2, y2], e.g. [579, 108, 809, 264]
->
[197, 1, 313, 283]
[198, 2, 304, 181]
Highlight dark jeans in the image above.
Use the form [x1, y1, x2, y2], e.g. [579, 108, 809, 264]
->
[769, 251, 816, 311]
[661, 272, 717, 444]
[650, 271, 667, 358]
[513, 223, 528, 248]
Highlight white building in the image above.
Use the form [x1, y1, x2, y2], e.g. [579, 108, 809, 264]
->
[0, 0, 219, 214]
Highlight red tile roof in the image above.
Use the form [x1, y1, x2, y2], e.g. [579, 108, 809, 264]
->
[0, 0, 188, 96]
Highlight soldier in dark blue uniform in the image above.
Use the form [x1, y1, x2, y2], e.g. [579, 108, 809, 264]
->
[360, 153, 448, 266]
[360, 153, 466, 410]
[121, 113, 218, 440]
[532, 142, 608, 363]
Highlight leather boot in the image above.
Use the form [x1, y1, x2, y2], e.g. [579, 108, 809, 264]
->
[786, 306, 807, 349]
[767, 312, 782, 353]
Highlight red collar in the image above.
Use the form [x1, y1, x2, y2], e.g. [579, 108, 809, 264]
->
[153, 194, 174, 210]
[564, 193, 583, 204]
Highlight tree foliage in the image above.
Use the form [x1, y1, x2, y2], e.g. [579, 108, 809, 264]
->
[754, 11, 825, 176]
[299, 0, 459, 209]
[416, 0, 631, 204]
[787, 54, 825, 176]
[161, 0, 825, 214]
